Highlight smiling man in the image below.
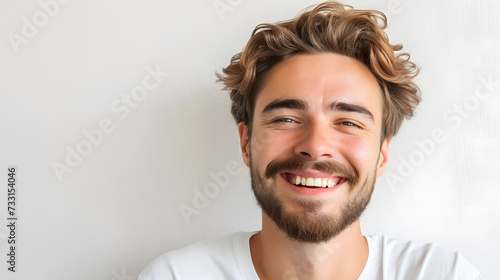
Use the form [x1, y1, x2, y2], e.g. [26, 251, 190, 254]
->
[139, 2, 481, 279]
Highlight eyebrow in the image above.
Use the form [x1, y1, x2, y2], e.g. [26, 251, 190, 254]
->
[261, 98, 374, 121]
[329, 101, 374, 121]
[261, 99, 308, 114]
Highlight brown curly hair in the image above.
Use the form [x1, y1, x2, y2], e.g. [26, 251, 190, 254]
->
[216, 1, 420, 140]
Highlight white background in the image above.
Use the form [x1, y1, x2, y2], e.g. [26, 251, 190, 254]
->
[0, 0, 499, 279]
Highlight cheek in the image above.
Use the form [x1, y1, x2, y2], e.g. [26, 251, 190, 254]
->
[251, 130, 294, 168]
[249, 130, 272, 169]
[338, 136, 377, 173]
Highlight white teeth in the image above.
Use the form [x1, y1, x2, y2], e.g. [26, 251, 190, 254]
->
[306, 177, 314, 186]
[314, 178, 322, 187]
[322, 178, 328, 187]
[288, 175, 340, 188]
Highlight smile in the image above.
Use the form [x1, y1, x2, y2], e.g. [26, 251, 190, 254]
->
[284, 172, 344, 188]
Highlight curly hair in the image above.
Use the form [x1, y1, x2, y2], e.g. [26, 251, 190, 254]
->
[216, 1, 420, 140]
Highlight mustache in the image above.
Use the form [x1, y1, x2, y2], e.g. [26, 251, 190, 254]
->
[265, 157, 359, 185]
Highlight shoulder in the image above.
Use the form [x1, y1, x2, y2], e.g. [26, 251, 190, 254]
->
[362, 235, 482, 280]
[138, 231, 257, 280]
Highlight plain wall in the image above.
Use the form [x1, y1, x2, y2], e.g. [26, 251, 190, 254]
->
[0, 0, 499, 279]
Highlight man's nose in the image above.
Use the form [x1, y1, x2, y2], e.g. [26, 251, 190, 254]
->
[294, 120, 336, 160]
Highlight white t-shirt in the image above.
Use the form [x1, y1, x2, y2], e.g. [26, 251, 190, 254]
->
[139, 231, 481, 280]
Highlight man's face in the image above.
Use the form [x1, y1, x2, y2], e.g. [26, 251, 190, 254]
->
[238, 53, 390, 243]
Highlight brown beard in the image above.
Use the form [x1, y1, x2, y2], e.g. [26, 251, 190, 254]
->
[250, 155, 377, 243]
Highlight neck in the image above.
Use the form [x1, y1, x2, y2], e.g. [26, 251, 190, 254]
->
[250, 214, 368, 280]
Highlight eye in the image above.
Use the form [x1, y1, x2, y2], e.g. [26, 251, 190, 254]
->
[272, 117, 297, 123]
[339, 121, 362, 128]
[341, 121, 355, 126]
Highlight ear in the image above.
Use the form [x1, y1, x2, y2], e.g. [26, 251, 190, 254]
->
[376, 137, 391, 177]
[238, 122, 250, 167]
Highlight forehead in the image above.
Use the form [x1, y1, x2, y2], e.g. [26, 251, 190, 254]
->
[255, 53, 382, 120]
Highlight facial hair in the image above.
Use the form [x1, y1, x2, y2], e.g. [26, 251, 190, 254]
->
[250, 155, 377, 243]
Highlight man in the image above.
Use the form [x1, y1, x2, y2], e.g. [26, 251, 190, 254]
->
[140, 2, 481, 279]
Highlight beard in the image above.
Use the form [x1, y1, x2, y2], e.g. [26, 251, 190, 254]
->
[250, 155, 377, 244]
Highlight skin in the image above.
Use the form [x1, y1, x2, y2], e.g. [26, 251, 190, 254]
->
[237, 53, 391, 280]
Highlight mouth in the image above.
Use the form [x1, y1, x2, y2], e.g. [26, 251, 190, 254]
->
[282, 172, 345, 188]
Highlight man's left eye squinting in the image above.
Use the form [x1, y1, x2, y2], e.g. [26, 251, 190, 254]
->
[340, 121, 361, 128]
